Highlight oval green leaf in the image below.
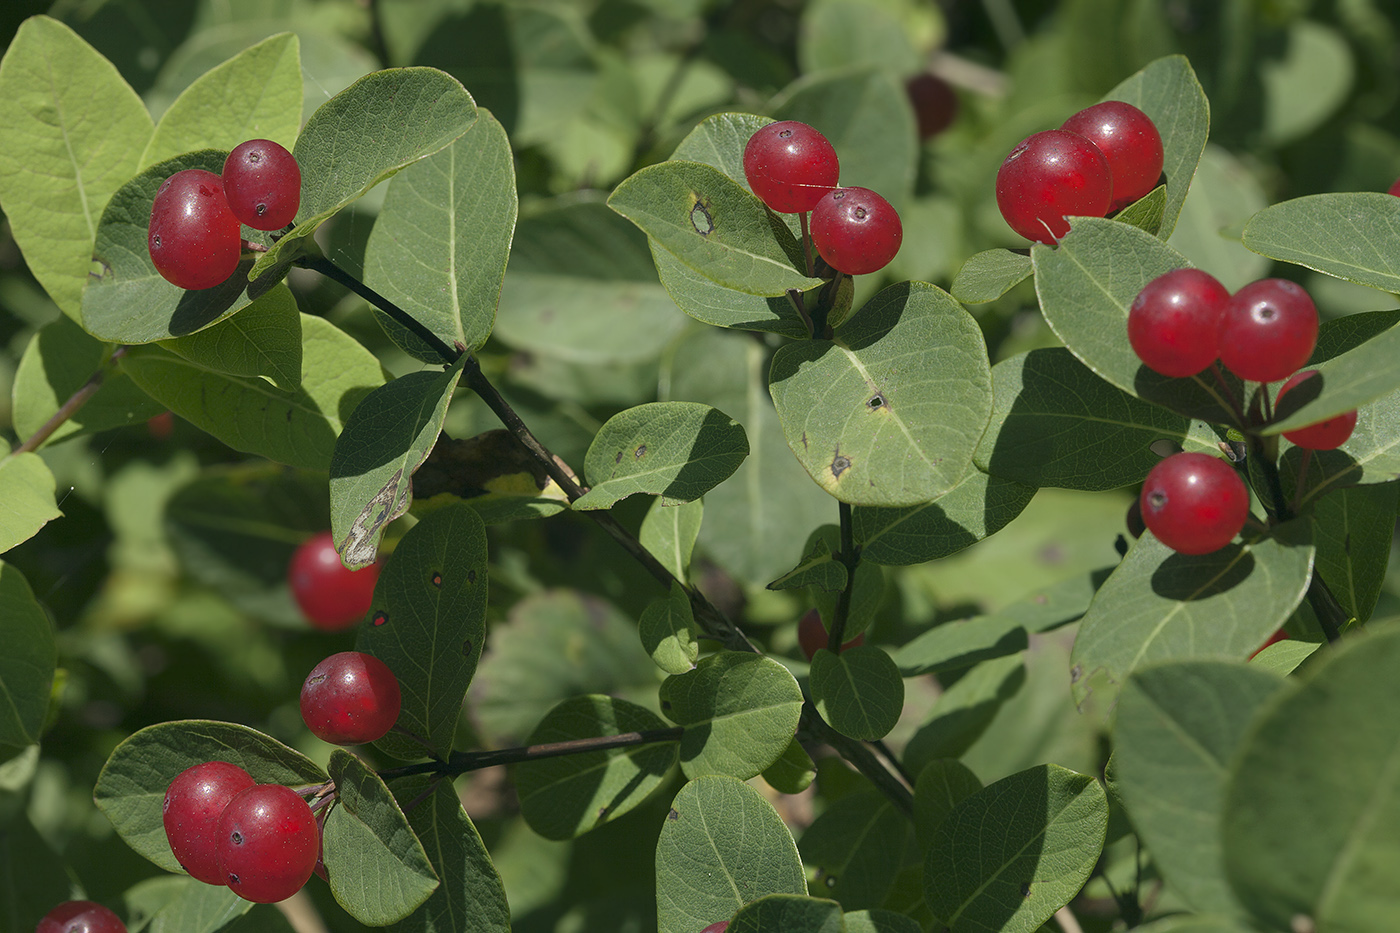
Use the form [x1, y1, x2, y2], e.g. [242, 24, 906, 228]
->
[655, 775, 807, 933]
[1242, 192, 1400, 294]
[639, 583, 699, 675]
[799, 790, 909, 909]
[769, 280, 993, 507]
[924, 763, 1108, 933]
[730, 894, 844, 933]
[914, 759, 983, 850]
[951, 249, 1032, 305]
[853, 468, 1035, 566]
[0, 453, 63, 553]
[0, 562, 56, 747]
[159, 283, 302, 391]
[810, 645, 905, 741]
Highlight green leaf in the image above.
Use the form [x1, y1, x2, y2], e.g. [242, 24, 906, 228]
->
[82, 149, 292, 344]
[164, 464, 330, 626]
[640, 497, 702, 585]
[1114, 185, 1167, 237]
[93, 720, 328, 873]
[913, 759, 983, 850]
[1265, 311, 1400, 437]
[0, 562, 55, 747]
[159, 283, 302, 391]
[12, 316, 164, 446]
[1033, 218, 1239, 422]
[670, 111, 770, 183]
[1166, 145, 1270, 292]
[1113, 661, 1284, 917]
[357, 504, 488, 762]
[0, 15, 153, 319]
[1248, 637, 1319, 676]
[574, 402, 749, 510]
[904, 655, 1025, 774]
[762, 736, 817, 795]
[925, 764, 1108, 933]
[1101, 55, 1210, 239]
[639, 583, 699, 675]
[124, 877, 255, 933]
[1311, 481, 1398, 624]
[730, 895, 844, 933]
[799, 0, 927, 76]
[471, 591, 659, 742]
[799, 790, 909, 909]
[773, 68, 918, 206]
[386, 776, 511, 933]
[853, 469, 1035, 566]
[768, 534, 848, 593]
[843, 909, 922, 933]
[810, 646, 905, 740]
[365, 109, 516, 360]
[121, 314, 385, 471]
[1223, 627, 1400, 931]
[513, 695, 677, 840]
[660, 651, 804, 780]
[1242, 193, 1400, 294]
[892, 616, 1028, 678]
[142, 32, 302, 168]
[950, 249, 1032, 304]
[655, 775, 807, 933]
[649, 240, 814, 338]
[496, 197, 689, 360]
[607, 160, 822, 296]
[666, 328, 832, 586]
[330, 356, 466, 568]
[975, 347, 1220, 491]
[0, 453, 62, 553]
[323, 750, 439, 925]
[251, 67, 479, 280]
[769, 281, 993, 507]
[1069, 521, 1314, 717]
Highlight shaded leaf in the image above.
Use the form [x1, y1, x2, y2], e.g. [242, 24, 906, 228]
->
[762, 736, 817, 795]
[0, 562, 55, 747]
[913, 759, 982, 850]
[513, 696, 677, 840]
[411, 430, 570, 525]
[853, 469, 1035, 566]
[904, 655, 1025, 774]
[729, 894, 844, 933]
[655, 775, 807, 933]
[893, 615, 1028, 677]
[639, 583, 699, 675]
[1310, 481, 1397, 624]
[357, 504, 488, 762]
[810, 646, 905, 740]
[799, 791, 909, 909]
[951, 249, 1031, 304]
[640, 497, 703, 585]
[159, 284, 302, 391]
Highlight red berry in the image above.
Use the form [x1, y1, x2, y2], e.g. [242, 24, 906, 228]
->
[163, 761, 256, 884]
[809, 186, 903, 275]
[906, 73, 958, 139]
[1389, 177, 1400, 197]
[222, 139, 302, 231]
[300, 651, 403, 745]
[797, 608, 865, 661]
[36, 901, 127, 933]
[288, 531, 381, 631]
[1139, 452, 1250, 555]
[1060, 101, 1164, 210]
[742, 121, 840, 214]
[1218, 279, 1319, 383]
[995, 130, 1112, 244]
[1127, 268, 1230, 377]
[215, 784, 320, 903]
[147, 168, 243, 290]
[1274, 370, 1357, 450]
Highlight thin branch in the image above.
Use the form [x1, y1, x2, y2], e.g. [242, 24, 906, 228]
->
[301, 254, 462, 365]
[378, 727, 686, 781]
[13, 347, 128, 454]
[872, 738, 914, 788]
[828, 501, 859, 652]
[804, 708, 914, 819]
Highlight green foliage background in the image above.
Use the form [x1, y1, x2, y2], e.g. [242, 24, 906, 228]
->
[3, 0, 1400, 932]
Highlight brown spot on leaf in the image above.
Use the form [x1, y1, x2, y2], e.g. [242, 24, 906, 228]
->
[1069, 664, 1083, 683]
[463, 640, 473, 656]
[668, 808, 680, 821]
[831, 454, 851, 479]
[634, 444, 647, 459]
[867, 395, 884, 409]
[690, 197, 714, 236]
[467, 570, 477, 584]
[1020, 882, 1031, 897]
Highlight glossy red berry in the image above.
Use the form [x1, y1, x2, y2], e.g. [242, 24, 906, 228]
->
[906, 73, 958, 139]
[288, 531, 381, 631]
[1127, 268, 1231, 377]
[215, 783, 320, 903]
[1274, 370, 1357, 450]
[1139, 452, 1250, 555]
[1061, 101, 1164, 210]
[809, 187, 903, 275]
[742, 121, 840, 214]
[163, 761, 256, 884]
[148, 168, 243, 290]
[1217, 279, 1319, 383]
[995, 130, 1112, 244]
[222, 139, 302, 230]
[36, 901, 127, 933]
[300, 651, 402, 745]
[797, 609, 865, 661]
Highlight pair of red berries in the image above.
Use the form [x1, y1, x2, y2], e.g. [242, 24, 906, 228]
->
[996, 101, 1164, 244]
[148, 139, 301, 290]
[162, 762, 319, 903]
[742, 120, 903, 276]
[1128, 270, 1356, 449]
